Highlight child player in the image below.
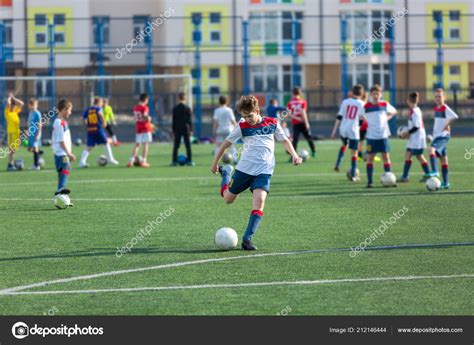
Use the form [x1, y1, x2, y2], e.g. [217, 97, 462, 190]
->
[103, 98, 120, 146]
[127, 93, 152, 168]
[398, 92, 430, 183]
[211, 95, 303, 250]
[52, 99, 76, 202]
[27, 98, 43, 170]
[79, 97, 119, 167]
[363, 85, 397, 188]
[429, 88, 458, 189]
[331, 84, 365, 181]
[5, 93, 24, 171]
[287, 87, 316, 158]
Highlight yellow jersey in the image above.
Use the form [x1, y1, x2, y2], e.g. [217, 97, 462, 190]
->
[5, 106, 21, 133]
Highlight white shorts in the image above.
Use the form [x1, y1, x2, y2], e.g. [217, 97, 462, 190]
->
[136, 132, 152, 144]
[216, 132, 231, 145]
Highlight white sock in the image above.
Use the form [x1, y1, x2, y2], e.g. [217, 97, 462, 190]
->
[112, 135, 118, 143]
[80, 150, 89, 165]
[105, 143, 115, 161]
[129, 156, 135, 164]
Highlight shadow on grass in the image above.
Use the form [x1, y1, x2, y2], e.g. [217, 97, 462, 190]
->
[0, 247, 225, 262]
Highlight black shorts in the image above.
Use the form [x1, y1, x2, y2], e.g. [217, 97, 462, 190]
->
[359, 130, 367, 141]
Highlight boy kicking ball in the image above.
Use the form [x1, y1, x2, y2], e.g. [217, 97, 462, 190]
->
[398, 92, 431, 183]
[52, 99, 76, 200]
[211, 95, 302, 250]
[429, 88, 458, 189]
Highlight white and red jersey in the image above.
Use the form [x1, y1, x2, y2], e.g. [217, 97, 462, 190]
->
[407, 106, 426, 150]
[363, 101, 396, 140]
[433, 104, 458, 138]
[226, 117, 287, 176]
[52, 118, 71, 156]
[286, 97, 307, 125]
[133, 104, 152, 134]
[337, 98, 365, 140]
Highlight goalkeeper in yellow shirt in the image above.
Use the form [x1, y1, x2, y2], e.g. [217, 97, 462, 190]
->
[5, 93, 24, 171]
[103, 98, 120, 146]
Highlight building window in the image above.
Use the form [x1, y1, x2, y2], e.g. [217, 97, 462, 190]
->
[35, 73, 52, 99]
[209, 12, 221, 24]
[54, 32, 65, 44]
[251, 64, 299, 93]
[35, 33, 47, 45]
[54, 14, 65, 25]
[449, 10, 460, 21]
[346, 64, 390, 93]
[92, 16, 110, 45]
[449, 28, 460, 40]
[432, 11, 442, 21]
[4, 20, 12, 45]
[209, 68, 220, 79]
[210, 31, 221, 43]
[133, 15, 148, 46]
[35, 14, 47, 26]
[449, 65, 461, 75]
[209, 86, 220, 94]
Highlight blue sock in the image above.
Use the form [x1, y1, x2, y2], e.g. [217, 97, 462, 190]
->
[243, 210, 263, 241]
[442, 164, 449, 184]
[421, 162, 430, 175]
[367, 163, 374, 184]
[350, 156, 357, 177]
[335, 146, 346, 168]
[220, 168, 231, 197]
[402, 160, 412, 178]
[430, 154, 438, 174]
[383, 163, 391, 172]
[57, 168, 70, 192]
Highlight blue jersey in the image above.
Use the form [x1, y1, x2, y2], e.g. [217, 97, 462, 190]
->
[82, 106, 104, 133]
[266, 105, 287, 119]
[28, 110, 42, 137]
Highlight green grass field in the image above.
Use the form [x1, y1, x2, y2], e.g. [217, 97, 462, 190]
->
[0, 138, 473, 315]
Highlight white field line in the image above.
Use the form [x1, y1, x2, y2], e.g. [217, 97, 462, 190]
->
[1, 190, 473, 202]
[0, 171, 471, 187]
[2, 274, 473, 296]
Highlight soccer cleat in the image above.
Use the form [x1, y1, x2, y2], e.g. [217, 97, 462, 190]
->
[186, 161, 195, 166]
[219, 164, 234, 177]
[55, 188, 71, 195]
[241, 239, 257, 251]
[78, 163, 89, 168]
[428, 172, 439, 178]
[311, 151, 316, 158]
[29, 165, 40, 171]
[126, 162, 133, 167]
[441, 182, 450, 190]
[6, 164, 17, 171]
[334, 166, 340, 172]
[351, 176, 361, 183]
[68, 202, 74, 207]
[170, 162, 178, 167]
[398, 177, 409, 183]
[140, 162, 151, 168]
[109, 159, 119, 165]
[113, 141, 121, 147]
[366, 183, 374, 188]
[374, 156, 381, 162]
[419, 174, 431, 182]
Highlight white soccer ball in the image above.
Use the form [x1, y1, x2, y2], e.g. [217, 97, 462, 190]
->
[346, 168, 360, 181]
[426, 177, 441, 191]
[214, 227, 238, 250]
[97, 155, 108, 166]
[53, 194, 71, 209]
[426, 134, 433, 144]
[397, 126, 409, 139]
[380, 172, 397, 187]
[298, 149, 309, 162]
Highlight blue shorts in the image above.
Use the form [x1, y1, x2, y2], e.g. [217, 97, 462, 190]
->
[54, 155, 71, 173]
[28, 135, 41, 149]
[341, 137, 359, 151]
[407, 148, 424, 156]
[229, 170, 271, 195]
[431, 136, 449, 157]
[87, 131, 108, 147]
[366, 139, 390, 154]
